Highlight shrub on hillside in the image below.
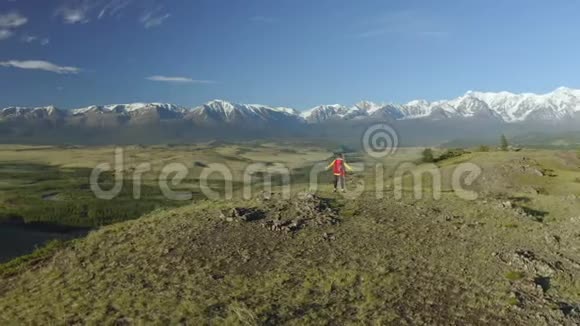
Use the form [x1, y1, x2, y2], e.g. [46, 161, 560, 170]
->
[422, 148, 435, 163]
[437, 148, 467, 161]
[477, 145, 490, 152]
[500, 134, 509, 151]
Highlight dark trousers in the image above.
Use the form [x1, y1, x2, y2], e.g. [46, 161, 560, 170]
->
[334, 175, 345, 190]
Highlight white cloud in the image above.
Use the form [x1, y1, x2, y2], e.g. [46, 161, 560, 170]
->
[98, 0, 132, 19]
[57, 6, 90, 24]
[146, 76, 215, 84]
[0, 12, 28, 28]
[0, 29, 13, 40]
[140, 7, 170, 28]
[55, 0, 170, 28]
[0, 12, 27, 41]
[22, 35, 37, 42]
[22, 35, 50, 46]
[56, 0, 129, 24]
[0, 60, 81, 74]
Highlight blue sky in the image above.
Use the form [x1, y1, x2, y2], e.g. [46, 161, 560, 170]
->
[0, 0, 579, 110]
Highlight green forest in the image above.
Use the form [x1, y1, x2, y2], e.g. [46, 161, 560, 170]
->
[0, 163, 196, 228]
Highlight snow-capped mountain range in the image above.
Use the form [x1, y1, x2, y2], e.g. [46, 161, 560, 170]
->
[2, 87, 580, 127]
[299, 87, 580, 123]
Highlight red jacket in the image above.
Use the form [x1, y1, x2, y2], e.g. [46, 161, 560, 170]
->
[327, 158, 352, 176]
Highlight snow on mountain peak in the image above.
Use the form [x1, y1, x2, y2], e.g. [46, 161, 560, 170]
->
[4, 87, 580, 125]
[354, 101, 385, 114]
[555, 86, 573, 92]
[405, 99, 428, 106]
[271, 106, 300, 115]
[205, 99, 237, 113]
[203, 100, 298, 116]
[295, 87, 580, 123]
[71, 103, 184, 115]
[301, 104, 352, 122]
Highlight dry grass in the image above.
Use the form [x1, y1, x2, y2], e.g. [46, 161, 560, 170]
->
[1, 146, 580, 324]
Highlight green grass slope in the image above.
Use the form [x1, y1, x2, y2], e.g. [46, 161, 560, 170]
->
[2, 186, 580, 325]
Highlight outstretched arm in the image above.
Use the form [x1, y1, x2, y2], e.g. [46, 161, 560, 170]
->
[326, 160, 336, 170]
[344, 162, 353, 171]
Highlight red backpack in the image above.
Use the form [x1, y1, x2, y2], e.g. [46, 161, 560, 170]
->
[333, 158, 345, 176]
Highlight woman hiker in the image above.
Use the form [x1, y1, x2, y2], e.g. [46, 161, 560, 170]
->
[326, 153, 353, 192]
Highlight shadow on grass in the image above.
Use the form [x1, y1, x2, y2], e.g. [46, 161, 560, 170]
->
[520, 206, 548, 222]
[508, 196, 532, 203]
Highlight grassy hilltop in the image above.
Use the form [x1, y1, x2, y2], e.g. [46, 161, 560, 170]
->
[1, 145, 580, 324]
